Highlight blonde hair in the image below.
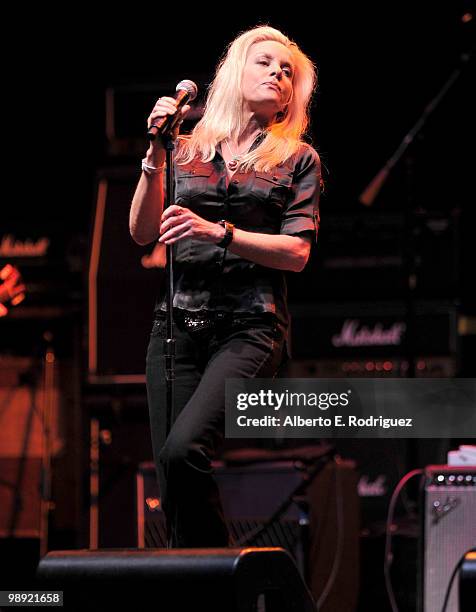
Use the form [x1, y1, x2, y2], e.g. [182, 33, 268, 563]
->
[175, 25, 317, 172]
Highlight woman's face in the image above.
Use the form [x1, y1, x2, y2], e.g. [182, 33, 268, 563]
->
[241, 40, 294, 118]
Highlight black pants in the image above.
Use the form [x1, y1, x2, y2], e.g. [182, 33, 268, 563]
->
[145, 309, 286, 548]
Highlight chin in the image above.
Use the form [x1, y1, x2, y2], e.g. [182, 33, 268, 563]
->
[247, 98, 280, 117]
[254, 95, 280, 108]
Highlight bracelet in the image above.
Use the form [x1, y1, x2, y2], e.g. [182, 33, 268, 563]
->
[141, 158, 166, 175]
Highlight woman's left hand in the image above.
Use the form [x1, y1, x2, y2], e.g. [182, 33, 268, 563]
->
[158, 205, 223, 245]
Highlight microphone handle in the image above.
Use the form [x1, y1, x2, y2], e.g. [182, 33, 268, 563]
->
[147, 89, 190, 141]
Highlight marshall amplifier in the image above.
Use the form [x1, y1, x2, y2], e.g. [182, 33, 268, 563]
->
[420, 466, 476, 612]
[283, 355, 456, 378]
[88, 167, 165, 383]
[0, 223, 82, 308]
[287, 210, 459, 301]
[287, 300, 458, 370]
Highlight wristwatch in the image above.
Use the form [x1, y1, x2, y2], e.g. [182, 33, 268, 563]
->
[217, 220, 235, 248]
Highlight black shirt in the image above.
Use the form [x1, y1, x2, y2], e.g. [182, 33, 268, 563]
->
[157, 134, 321, 327]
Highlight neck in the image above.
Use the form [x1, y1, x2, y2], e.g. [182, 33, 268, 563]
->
[233, 111, 271, 147]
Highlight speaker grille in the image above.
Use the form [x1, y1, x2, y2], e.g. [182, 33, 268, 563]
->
[138, 461, 305, 564]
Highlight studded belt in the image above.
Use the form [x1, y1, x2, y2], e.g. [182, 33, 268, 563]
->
[155, 308, 276, 333]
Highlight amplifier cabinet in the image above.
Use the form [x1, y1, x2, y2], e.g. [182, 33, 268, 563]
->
[421, 465, 476, 612]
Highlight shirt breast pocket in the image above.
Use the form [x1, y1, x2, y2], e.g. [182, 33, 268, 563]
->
[252, 169, 293, 208]
[175, 162, 213, 200]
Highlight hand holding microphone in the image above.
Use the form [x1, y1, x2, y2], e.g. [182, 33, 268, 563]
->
[147, 80, 198, 144]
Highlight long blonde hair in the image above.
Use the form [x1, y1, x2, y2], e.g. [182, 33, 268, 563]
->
[176, 25, 317, 172]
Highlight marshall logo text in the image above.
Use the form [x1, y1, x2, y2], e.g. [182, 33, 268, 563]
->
[332, 319, 406, 348]
[0, 235, 50, 258]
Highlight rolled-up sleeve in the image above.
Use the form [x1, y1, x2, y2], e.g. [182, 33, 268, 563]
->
[280, 145, 321, 242]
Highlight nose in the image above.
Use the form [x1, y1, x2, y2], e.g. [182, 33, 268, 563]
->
[270, 64, 283, 79]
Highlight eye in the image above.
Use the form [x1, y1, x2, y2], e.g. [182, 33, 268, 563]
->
[283, 67, 293, 77]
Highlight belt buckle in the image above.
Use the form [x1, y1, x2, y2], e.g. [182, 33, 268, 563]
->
[183, 312, 211, 333]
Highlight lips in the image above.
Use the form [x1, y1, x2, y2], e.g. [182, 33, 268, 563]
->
[263, 82, 281, 93]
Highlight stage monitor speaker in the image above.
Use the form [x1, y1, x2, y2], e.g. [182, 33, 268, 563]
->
[137, 455, 359, 612]
[36, 547, 317, 612]
[421, 465, 476, 612]
[88, 167, 164, 384]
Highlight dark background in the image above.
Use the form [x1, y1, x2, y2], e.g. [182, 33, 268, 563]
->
[12, 2, 475, 227]
[8, 2, 474, 312]
[1, 3, 475, 608]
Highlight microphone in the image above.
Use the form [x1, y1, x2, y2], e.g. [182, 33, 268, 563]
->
[147, 80, 198, 141]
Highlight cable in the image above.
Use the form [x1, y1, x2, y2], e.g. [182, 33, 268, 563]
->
[440, 549, 472, 612]
[384, 468, 424, 612]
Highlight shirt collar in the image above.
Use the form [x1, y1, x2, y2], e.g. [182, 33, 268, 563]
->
[216, 131, 268, 161]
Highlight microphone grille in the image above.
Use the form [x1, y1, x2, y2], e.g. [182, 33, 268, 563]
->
[176, 80, 198, 101]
